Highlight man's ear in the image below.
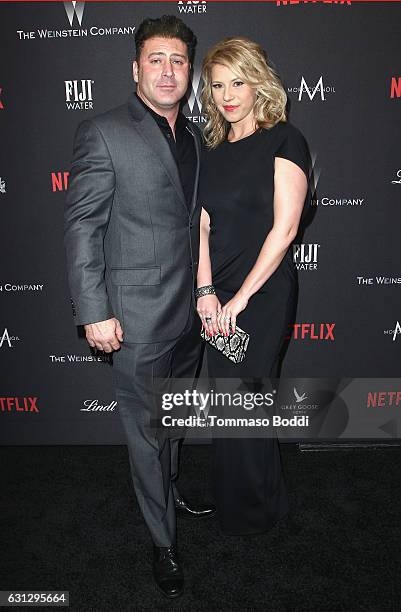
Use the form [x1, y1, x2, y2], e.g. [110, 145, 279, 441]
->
[132, 60, 139, 83]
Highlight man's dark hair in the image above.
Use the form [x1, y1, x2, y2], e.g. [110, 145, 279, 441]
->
[135, 15, 197, 63]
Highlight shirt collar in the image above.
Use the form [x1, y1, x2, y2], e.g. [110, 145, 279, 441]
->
[135, 92, 187, 133]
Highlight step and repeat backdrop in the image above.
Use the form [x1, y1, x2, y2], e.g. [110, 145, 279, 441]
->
[0, 1, 400, 444]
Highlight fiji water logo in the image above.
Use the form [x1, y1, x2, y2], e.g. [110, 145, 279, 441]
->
[65, 79, 94, 110]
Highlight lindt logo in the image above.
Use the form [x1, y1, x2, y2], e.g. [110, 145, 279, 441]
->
[80, 399, 117, 412]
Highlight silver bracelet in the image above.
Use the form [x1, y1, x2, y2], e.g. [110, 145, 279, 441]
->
[195, 285, 216, 299]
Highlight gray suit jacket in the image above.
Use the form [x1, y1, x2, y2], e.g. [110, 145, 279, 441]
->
[64, 93, 202, 343]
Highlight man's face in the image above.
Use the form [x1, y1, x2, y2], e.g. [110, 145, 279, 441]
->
[133, 36, 190, 113]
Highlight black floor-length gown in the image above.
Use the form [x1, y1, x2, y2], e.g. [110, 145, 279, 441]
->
[199, 121, 310, 535]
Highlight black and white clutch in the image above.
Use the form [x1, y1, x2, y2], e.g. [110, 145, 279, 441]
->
[200, 325, 250, 364]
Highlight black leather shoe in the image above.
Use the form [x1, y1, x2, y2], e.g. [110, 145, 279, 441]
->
[153, 544, 184, 599]
[174, 494, 216, 520]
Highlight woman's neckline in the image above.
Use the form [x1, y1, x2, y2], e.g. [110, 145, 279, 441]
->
[225, 128, 262, 144]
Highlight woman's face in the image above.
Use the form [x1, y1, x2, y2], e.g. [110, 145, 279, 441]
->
[210, 63, 256, 127]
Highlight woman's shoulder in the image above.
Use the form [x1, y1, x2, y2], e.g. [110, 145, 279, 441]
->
[265, 121, 310, 177]
[263, 120, 306, 143]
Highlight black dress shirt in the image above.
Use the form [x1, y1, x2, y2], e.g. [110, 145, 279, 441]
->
[135, 93, 196, 211]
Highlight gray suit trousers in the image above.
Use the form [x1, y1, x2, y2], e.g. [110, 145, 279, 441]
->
[111, 307, 202, 547]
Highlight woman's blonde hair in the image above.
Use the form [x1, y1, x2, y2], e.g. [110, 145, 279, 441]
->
[200, 37, 287, 148]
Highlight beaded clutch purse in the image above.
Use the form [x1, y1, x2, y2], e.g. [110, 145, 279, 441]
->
[200, 325, 250, 364]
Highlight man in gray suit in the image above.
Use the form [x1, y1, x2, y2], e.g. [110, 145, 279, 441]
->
[64, 15, 214, 599]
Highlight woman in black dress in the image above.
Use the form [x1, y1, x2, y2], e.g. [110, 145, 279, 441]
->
[196, 37, 310, 535]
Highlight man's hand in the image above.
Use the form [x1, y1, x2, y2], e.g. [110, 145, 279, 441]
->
[84, 317, 124, 353]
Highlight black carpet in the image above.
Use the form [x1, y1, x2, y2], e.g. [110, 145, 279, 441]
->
[1, 444, 400, 611]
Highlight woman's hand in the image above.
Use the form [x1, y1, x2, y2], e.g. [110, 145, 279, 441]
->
[197, 294, 221, 336]
[219, 292, 249, 335]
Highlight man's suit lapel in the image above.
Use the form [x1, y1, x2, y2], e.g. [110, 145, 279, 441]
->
[185, 121, 201, 219]
[127, 94, 187, 213]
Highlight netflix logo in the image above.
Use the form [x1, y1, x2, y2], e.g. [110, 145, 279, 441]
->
[390, 77, 401, 99]
[286, 323, 335, 341]
[0, 397, 40, 413]
[367, 392, 401, 408]
[277, 1, 351, 7]
[51, 171, 69, 192]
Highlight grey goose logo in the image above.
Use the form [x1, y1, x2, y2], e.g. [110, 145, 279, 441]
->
[294, 388, 307, 403]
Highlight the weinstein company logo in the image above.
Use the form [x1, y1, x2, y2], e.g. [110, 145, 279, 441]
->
[192, 400, 210, 421]
[0, 397, 40, 413]
[390, 77, 401, 99]
[178, 0, 207, 13]
[65, 80, 94, 110]
[64, 0, 85, 27]
[356, 276, 401, 286]
[51, 171, 69, 192]
[16, 2, 135, 40]
[0, 283, 44, 292]
[185, 69, 205, 123]
[286, 323, 335, 341]
[0, 328, 20, 348]
[0, 177, 6, 194]
[49, 353, 110, 363]
[288, 76, 335, 102]
[293, 243, 320, 271]
[311, 196, 365, 207]
[383, 322, 401, 341]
